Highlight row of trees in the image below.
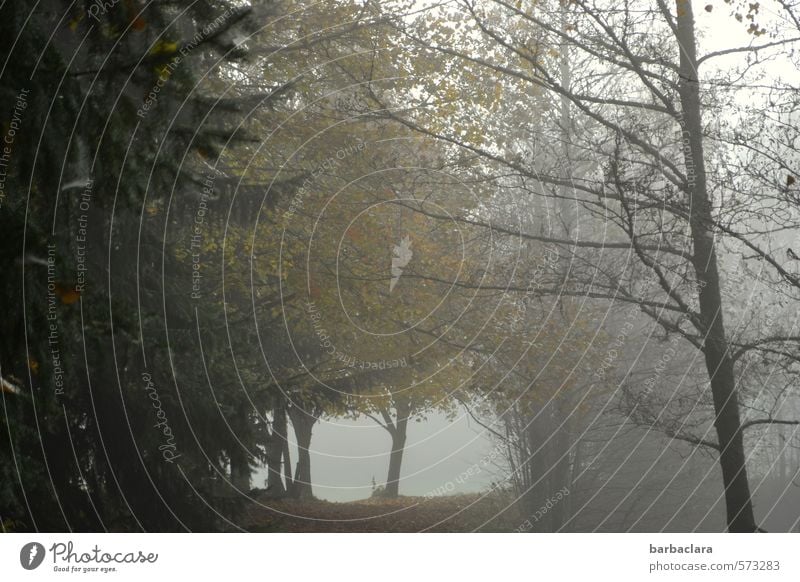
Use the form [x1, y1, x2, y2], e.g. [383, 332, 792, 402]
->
[0, 0, 500, 529]
[369, 0, 800, 532]
[2, 0, 799, 532]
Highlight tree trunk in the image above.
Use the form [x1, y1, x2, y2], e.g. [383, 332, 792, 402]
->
[281, 435, 293, 493]
[675, 0, 756, 532]
[230, 447, 251, 492]
[548, 412, 572, 532]
[385, 416, 408, 498]
[265, 402, 286, 496]
[287, 405, 315, 499]
[521, 414, 550, 531]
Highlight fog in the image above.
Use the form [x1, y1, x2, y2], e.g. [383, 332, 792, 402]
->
[3, 0, 800, 534]
[254, 412, 496, 502]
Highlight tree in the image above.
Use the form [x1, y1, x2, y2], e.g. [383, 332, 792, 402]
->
[0, 0, 285, 531]
[360, 0, 800, 531]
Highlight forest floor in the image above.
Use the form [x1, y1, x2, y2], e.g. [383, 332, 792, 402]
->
[242, 492, 523, 532]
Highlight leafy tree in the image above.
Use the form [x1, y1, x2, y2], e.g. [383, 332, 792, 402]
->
[359, 0, 800, 531]
[0, 0, 284, 531]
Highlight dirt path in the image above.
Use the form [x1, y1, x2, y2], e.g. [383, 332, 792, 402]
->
[241, 494, 521, 532]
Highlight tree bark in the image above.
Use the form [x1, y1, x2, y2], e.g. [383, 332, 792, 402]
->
[281, 434, 293, 493]
[287, 405, 315, 499]
[384, 415, 408, 498]
[265, 402, 287, 496]
[675, 0, 756, 532]
[548, 412, 572, 532]
[229, 447, 251, 492]
[274, 398, 293, 494]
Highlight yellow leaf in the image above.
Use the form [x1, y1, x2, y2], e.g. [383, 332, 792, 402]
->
[150, 40, 179, 56]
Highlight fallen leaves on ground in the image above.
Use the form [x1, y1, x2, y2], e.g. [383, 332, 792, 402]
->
[241, 492, 523, 532]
